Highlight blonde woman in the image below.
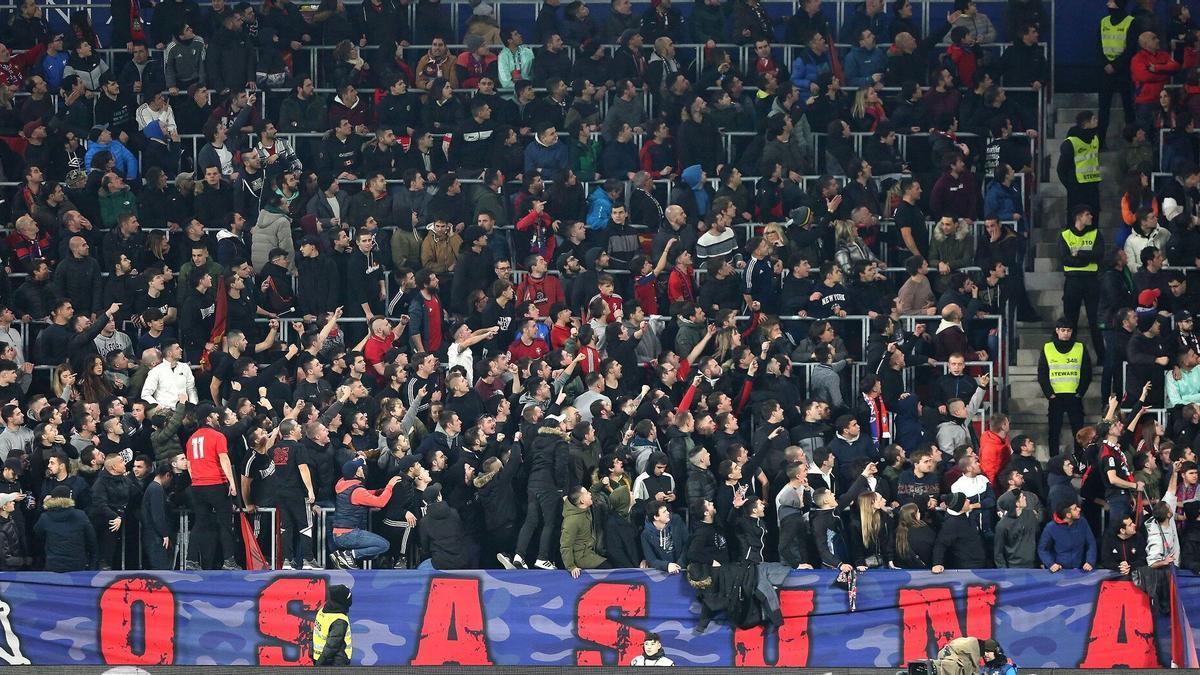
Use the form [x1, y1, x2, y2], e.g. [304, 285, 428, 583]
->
[849, 86, 887, 132]
[50, 363, 77, 402]
[762, 221, 791, 256]
[833, 218, 880, 275]
[851, 491, 895, 569]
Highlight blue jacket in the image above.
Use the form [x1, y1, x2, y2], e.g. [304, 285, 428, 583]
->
[84, 139, 138, 180]
[524, 138, 569, 182]
[640, 515, 688, 571]
[585, 186, 614, 230]
[842, 46, 887, 87]
[1037, 517, 1096, 569]
[984, 181, 1023, 220]
[790, 49, 831, 91]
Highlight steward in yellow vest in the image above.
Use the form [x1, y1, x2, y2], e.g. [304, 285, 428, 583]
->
[1056, 111, 1104, 222]
[1037, 320, 1093, 456]
[1096, 0, 1135, 149]
[313, 584, 353, 666]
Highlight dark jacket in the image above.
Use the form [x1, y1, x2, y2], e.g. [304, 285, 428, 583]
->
[0, 516, 27, 570]
[527, 426, 570, 493]
[418, 500, 472, 569]
[1100, 528, 1147, 572]
[33, 494, 96, 571]
[993, 494, 1039, 568]
[932, 512, 988, 568]
[89, 470, 142, 522]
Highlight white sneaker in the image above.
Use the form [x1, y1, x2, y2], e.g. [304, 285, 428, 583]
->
[512, 554, 529, 569]
[281, 561, 295, 570]
[533, 559, 556, 570]
[301, 559, 319, 570]
[496, 553, 516, 569]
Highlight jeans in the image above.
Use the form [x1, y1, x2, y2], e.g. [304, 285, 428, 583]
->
[1106, 492, 1133, 529]
[333, 530, 390, 560]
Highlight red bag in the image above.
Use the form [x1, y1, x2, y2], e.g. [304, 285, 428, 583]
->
[240, 513, 270, 571]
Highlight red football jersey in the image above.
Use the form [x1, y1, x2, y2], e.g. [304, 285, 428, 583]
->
[186, 427, 230, 487]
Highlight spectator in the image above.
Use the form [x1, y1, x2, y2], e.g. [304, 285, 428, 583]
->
[1038, 500, 1097, 571]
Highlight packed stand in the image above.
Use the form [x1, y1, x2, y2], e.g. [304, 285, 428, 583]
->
[0, 0, 1179, 583]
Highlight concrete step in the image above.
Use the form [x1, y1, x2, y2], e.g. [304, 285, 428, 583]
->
[1024, 271, 1063, 290]
[1033, 257, 1059, 273]
[1054, 92, 1099, 108]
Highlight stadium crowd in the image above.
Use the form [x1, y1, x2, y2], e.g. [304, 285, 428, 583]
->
[0, 0, 1193, 582]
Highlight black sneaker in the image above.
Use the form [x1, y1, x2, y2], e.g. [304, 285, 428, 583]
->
[221, 558, 242, 571]
[183, 560, 202, 571]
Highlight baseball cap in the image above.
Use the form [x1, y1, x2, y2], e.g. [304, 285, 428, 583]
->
[1138, 288, 1160, 307]
[342, 458, 365, 479]
[0, 493, 19, 509]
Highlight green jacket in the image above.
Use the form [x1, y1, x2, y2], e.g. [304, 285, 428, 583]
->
[279, 93, 329, 134]
[690, 2, 728, 43]
[99, 187, 139, 229]
[560, 500, 606, 570]
[151, 402, 186, 461]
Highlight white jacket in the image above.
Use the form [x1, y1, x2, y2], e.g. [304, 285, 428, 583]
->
[140, 360, 198, 409]
[1124, 225, 1172, 271]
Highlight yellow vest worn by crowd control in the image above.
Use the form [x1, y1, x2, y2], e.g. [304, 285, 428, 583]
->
[1061, 228, 1099, 273]
[1100, 15, 1133, 61]
[1044, 342, 1084, 394]
[1067, 135, 1101, 184]
[312, 609, 352, 662]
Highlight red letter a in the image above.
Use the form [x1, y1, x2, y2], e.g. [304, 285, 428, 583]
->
[410, 577, 493, 665]
[1079, 579, 1162, 668]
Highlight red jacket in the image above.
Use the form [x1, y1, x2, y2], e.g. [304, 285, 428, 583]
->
[945, 44, 976, 95]
[1131, 48, 1180, 104]
[515, 273, 565, 316]
[667, 266, 696, 304]
[979, 430, 1010, 485]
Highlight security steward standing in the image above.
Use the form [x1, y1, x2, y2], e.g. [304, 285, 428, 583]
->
[313, 584, 354, 665]
[1038, 318, 1093, 456]
[1060, 204, 1105, 359]
[1056, 112, 1103, 223]
[1097, 0, 1134, 149]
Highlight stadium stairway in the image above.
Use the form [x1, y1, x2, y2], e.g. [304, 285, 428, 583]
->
[1007, 92, 1122, 460]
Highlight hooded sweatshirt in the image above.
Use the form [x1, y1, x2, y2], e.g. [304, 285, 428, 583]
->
[640, 513, 688, 571]
[1037, 512, 1097, 569]
[993, 490, 1038, 568]
[680, 164, 710, 216]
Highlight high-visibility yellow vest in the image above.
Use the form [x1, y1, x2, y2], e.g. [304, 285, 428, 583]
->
[1044, 342, 1084, 394]
[1067, 135, 1101, 184]
[312, 610, 352, 662]
[1061, 228, 1099, 273]
[1100, 15, 1133, 61]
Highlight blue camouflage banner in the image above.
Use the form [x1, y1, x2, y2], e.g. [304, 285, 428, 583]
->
[0, 569, 1195, 667]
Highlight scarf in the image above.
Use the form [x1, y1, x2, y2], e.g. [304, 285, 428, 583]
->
[863, 392, 889, 446]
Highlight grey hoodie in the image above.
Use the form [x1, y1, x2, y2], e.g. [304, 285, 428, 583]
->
[993, 489, 1039, 568]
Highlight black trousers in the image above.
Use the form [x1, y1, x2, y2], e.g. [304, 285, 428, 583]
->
[1048, 394, 1085, 456]
[187, 484, 238, 567]
[91, 514, 124, 569]
[515, 489, 562, 562]
[275, 494, 314, 564]
[142, 533, 174, 570]
[1097, 68, 1133, 148]
[1062, 274, 1104, 357]
[1101, 330, 1126, 401]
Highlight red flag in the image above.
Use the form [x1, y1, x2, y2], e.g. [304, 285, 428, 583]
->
[826, 30, 844, 84]
[200, 275, 228, 370]
[240, 513, 270, 571]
